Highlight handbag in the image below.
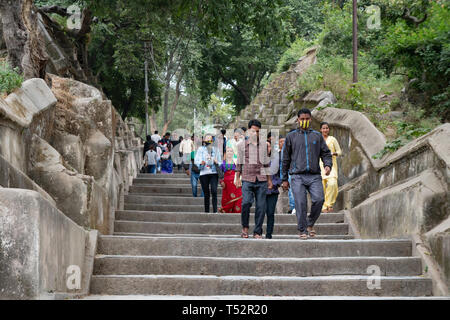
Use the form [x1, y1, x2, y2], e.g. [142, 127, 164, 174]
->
[215, 163, 224, 180]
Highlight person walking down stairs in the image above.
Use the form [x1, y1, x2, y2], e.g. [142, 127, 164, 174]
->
[282, 108, 333, 240]
[320, 122, 342, 213]
[195, 134, 222, 213]
[265, 136, 282, 239]
[144, 145, 159, 174]
[218, 147, 242, 213]
[235, 120, 272, 239]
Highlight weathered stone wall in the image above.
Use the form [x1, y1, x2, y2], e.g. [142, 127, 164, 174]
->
[0, 189, 92, 299]
[312, 107, 449, 292]
[0, 76, 143, 298]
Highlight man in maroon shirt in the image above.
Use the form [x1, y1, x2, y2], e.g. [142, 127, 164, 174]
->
[235, 119, 273, 239]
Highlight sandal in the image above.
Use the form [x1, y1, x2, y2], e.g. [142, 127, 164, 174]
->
[307, 227, 316, 238]
[253, 234, 263, 239]
[241, 228, 249, 238]
[322, 207, 329, 213]
[327, 206, 334, 213]
[299, 233, 308, 240]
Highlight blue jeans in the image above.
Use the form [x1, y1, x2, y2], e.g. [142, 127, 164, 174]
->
[288, 174, 295, 211]
[241, 180, 267, 236]
[189, 164, 204, 197]
[147, 164, 156, 174]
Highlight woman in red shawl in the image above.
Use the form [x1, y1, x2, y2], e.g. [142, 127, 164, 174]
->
[218, 147, 242, 213]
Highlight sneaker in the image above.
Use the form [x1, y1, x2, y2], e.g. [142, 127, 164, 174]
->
[292, 208, 296, 215]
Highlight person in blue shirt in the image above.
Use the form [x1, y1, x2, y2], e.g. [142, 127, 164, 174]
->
[195, 134, 222, 213]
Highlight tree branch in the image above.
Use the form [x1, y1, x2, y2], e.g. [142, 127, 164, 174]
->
[39, 5, 69, 17]
[217, 67, 251, 105]
[402, 8, 427, 27]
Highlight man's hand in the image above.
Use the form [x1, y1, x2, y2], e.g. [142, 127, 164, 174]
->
[282, 181, 290, 191]
[267, 178, 273, 190]
[324, 166, 331, 176]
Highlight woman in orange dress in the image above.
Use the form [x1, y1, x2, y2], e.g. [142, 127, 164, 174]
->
[218, 147, 242, 213]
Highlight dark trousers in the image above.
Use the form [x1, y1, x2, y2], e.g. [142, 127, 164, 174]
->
[241, 180, 267, 236]
[146, 164, 156, 174]
[291, 173, 324, 233]
[265, 193, 279, 238]
[199, 174, 218, 213]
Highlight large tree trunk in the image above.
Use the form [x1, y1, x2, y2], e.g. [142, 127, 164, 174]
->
[150, 110, 158, 134]
[162, 70, 183, 134]
[0, 0, 48, 79]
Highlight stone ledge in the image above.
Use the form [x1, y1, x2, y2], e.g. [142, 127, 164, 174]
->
[312, 107, 386, 169]
[0, 78, 56, 128]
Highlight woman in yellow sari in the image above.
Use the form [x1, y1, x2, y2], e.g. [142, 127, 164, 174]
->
[319, 122, 342, 213]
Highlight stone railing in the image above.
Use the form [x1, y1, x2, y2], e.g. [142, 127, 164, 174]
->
[312, 106, 449, 295]
[0, 76, 143, 299]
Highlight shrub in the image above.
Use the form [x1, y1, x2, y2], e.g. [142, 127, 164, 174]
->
[0, 61, 24, 95]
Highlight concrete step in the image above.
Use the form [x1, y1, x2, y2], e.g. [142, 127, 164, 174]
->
[133, 178, 194, 185]
[114, 221, 349, 235]
[138, 173, 189, 178]
[115, 211, 345, 224]
[94, 255, 422, 277]
[97, 236, 413, 258]
[113, 232, 354, 240]
[129, 185, 223, 195]
[125, 195, 226, 205]
[123, 203, 247, 213]
[90, 275, 432, 297]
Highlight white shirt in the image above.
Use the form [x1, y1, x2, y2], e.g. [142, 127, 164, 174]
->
[145, 150, 158, 165]
[151, 134, 161, 144]
[180, 139, 194, 154]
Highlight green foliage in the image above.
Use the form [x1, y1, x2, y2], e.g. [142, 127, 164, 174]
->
[276, 38, 316, 73]
[373, 120, 433, 159]
[0, 62, 24, 95]
[372, 1, 450, 120]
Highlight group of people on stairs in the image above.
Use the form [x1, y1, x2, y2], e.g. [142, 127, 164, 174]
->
[142, 107, 342, 239]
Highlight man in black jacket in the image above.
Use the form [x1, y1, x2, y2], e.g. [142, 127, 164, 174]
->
[282, 108, 333, 239]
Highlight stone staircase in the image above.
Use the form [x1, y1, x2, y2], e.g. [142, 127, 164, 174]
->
[229, 48, 320, 135]
[88, 173, 433, 298]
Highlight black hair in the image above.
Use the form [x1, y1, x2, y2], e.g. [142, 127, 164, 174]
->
[154, 131, 158, 134]
[248, 119, 262, 129]
[320, 122, 329, 129]
[221, 129, 226, 135]
[279, 134, 285, 139]
[165, 132, 171, 137]
[241, 127, 247, 132]
[146, 135, 151, 141]
[297, 108, 312, 117]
